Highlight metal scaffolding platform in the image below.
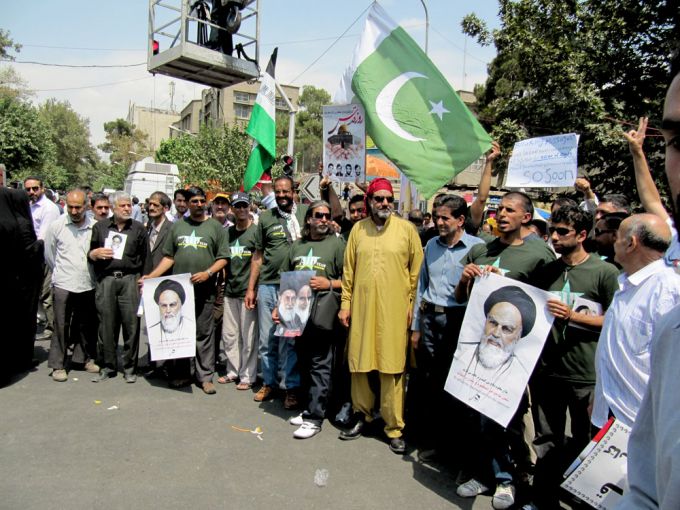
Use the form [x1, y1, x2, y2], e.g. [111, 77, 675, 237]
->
[148, 0, 260, 88]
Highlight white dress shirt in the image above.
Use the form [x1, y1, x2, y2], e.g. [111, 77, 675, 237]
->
[30, 194, 61, 240]
[44, 214, 96, 293]
[592, 259, 680, 428]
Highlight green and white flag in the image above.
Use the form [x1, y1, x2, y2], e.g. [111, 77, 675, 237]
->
[243, 48, 278, 192]
[335, 4, 492, 198]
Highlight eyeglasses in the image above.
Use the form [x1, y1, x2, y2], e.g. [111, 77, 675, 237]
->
[594, 228, 615, 236]
[26, 186, 40, 192]
[548, 226, 575, 236]
[313, 212, 332, 220]
[189, 198, 206, 204]
[372, 195, 394, 204]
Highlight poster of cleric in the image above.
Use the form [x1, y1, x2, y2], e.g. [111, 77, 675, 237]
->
[444, 273, 554, 427]
[275, 271, 315, 337]
[322, 104, 366, 182]
[142, 274, 196, 361]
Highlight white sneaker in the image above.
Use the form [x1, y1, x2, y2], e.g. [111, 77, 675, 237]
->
[289, 413, 305, 426]
[293, 421, 321, 439]
[492, 484, 516, 510]
[335, 402, 352, 424]
[456, 478, 489, 498]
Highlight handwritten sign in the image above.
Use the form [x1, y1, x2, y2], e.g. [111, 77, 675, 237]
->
[561, 420, 630, 509]
[506, 133, 579, 188]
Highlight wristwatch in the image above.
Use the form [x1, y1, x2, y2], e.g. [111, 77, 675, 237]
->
[206, 270, 214, 277]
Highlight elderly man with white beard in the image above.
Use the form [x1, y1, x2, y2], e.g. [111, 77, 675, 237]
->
[295, 285, 312, 324]
[465, 286, 536, 384]
[147, 279, 194, 343]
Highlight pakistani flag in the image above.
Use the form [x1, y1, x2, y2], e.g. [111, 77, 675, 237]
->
[336, 4, 492, 198]
[243, 48, 278, 192]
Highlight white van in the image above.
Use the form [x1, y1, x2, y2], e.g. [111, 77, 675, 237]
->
[124, 157, 180, 202]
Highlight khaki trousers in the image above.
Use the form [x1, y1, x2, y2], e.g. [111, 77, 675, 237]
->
[351, 371, 405, 439]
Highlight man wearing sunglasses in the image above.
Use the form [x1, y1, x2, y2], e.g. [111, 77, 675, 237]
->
[338, 177, 423, 455]
[24, 176, 61, 342]
[144, 186, 229, 395]
[528, 204, 619, 508]
[593, 212, 629, 268]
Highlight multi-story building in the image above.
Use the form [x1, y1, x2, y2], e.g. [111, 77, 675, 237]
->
[127, 103, 180, 152]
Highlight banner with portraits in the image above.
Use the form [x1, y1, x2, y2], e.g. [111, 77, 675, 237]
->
[275, 271, 315, 337]
[322, 104, 366, 183]
[142, 273, 196, 361]
[444, 272, 555, 427]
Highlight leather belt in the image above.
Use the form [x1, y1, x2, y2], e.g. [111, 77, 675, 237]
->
[420, 301, 456, 314]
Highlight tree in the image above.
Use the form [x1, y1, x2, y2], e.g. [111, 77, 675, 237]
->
[98, 119, 152, 190]
[294, 85, 331, 174]
[39, 99, 99, 189]
[463, 0, 677, 203]
[0, 96, 55, 181]
[0, 29, 21, 60]
[156, 123, 252, 192]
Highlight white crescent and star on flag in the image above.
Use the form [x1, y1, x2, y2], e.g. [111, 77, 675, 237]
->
[375, 71, 451, 142]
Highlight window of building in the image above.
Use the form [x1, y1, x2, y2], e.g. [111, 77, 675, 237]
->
[234, 103, 252, 119]
[234, 91, 253, 103]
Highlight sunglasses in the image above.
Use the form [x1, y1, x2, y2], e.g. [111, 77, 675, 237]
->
[594, 228, 615, 236]
[372, 195, 394, 204]
[233, 202, 249, 209]
[313, 212, 332, 220]
[26, 186, 41, 192]
[548, 226, 574, 236]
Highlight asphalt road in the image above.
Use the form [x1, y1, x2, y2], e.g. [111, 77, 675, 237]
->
[0, 339, 498, 510]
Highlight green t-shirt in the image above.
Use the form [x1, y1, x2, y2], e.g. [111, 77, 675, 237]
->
[534, 254, 620, 383]
[281, 235, 346, 280]
[463, 237, 556, 284]
[225, 223, 258, 298]
[163, 217, 229, 275]
[255, 205, 308, 285]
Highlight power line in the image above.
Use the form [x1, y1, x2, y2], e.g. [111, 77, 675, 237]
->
[430, 26, 489, 65]
[30, 76, 152, 92]
[21, 44, 144, 52]
[3, 59, 146, 68]
[289, 3, 373, 85]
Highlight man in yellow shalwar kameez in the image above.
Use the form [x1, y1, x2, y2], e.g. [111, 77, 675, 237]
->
[338, 178, 423, 454]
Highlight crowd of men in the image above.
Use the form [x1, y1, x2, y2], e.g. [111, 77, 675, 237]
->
[1, 53, 679, 510]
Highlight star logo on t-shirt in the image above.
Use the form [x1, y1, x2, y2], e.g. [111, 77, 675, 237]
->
[178, 230, 203, 249]
[297, 249, 320, 270]
[231, 239, 245, 259]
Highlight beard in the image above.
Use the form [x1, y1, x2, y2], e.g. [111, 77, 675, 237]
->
[374, 207, 392, 220]
[279, 307, 295, 324]
[295, 306, 310, 323]
[672, 193, 680, 234]
[161, 312, 181, 333]
[477, 337, 515, 369]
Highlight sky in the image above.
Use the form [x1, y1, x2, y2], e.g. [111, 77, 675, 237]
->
[2, 0, 501, 148]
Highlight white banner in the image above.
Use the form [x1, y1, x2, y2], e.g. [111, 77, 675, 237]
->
[142, 273, 196, 361]
[506, 133, 579, 188]
[322, 104, 366, 183]
[562, 420, 630, 509]
[444, 272, 554, 427]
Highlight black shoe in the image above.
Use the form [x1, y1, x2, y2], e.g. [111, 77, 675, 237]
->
[417, 448, 440, 463]
[339, 418, 365, 440]
[92, 369, 116, 382]
[389, 437, 406, 454]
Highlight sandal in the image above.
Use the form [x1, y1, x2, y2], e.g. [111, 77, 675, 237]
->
[217, 375, 237, 384]
[236, 382, 252, 390]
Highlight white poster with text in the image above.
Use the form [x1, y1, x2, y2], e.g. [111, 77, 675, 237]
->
[506, 133, 579, 188]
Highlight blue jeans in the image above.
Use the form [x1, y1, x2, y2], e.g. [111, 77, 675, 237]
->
[257, 284, 299, 389]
